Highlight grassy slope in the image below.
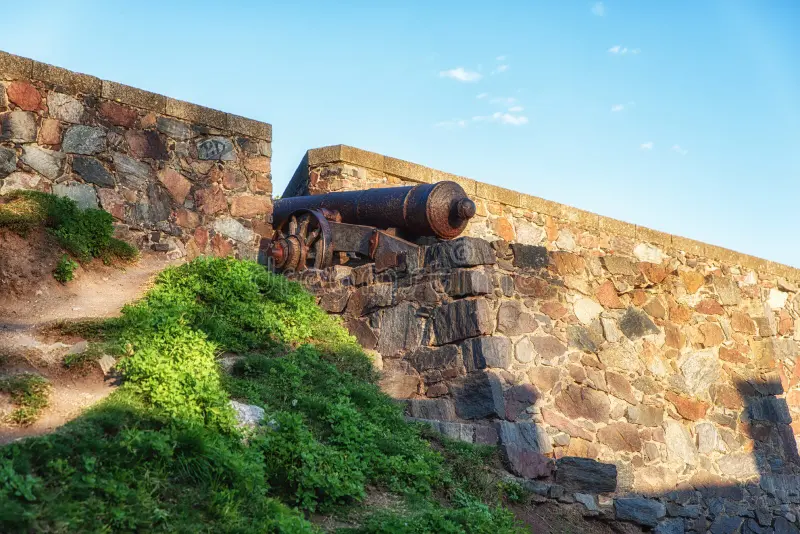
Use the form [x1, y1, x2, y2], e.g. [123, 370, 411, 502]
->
[0, 257, 527, 533]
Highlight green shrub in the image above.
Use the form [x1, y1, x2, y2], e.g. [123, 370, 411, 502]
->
[53, 254, 78, 283]
[0, 192, 46, 234]
[0, 373, 51, 425]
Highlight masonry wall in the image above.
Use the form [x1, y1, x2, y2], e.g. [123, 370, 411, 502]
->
[0, 51, 272, 259]
[288, 145, 800, 532]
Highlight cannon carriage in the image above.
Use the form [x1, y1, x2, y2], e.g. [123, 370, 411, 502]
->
[259, 181, 476, 273]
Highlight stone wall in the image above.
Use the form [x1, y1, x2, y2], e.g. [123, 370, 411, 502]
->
[288, 145, 800, 532]
[0, 50, 272, 259]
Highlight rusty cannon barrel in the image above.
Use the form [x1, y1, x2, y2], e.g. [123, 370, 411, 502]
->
[272, 181, 476, 240]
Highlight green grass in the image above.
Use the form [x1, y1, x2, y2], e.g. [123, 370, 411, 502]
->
[0, 190, 138, 266]
[0, 374, 52, 426]
[0, 258, 525, 533]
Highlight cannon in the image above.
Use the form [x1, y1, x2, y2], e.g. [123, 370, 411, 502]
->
[259, 181, 476, 272]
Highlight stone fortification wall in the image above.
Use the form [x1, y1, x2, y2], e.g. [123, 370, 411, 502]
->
[0, 50, 272, 259]
[288, 145, 800, 532]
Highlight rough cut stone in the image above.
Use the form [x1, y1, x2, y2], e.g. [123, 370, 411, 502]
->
[633, 243, 666, 264]
[615, 497, 666, 528]
[713, 276, 740, 306]
[99, 101, 138, 127]
[158, 168, 191, 203]
[229, 400, 265, 429]
[555, 384, 610, 422]
[425, 237, 496, 268]
[498, 421, 554, 478]
[574, 296, 604, 325]
[532, 335, 567, 361]
[665, 391, 708, 421]
[598, 341, 642, 372]
[461, 336, 512, 370]
[511, 243, 548, 269]
[774, 517, 800, 534]
[195, 187, 228, 215]
[197, 136, 235, 160]
[212, 217, 255, 243]
[602, 256, 638, 276]
[126, 130, 167, 160]
[6, 81, 41, 111]
[596, 280, 624, 308]
[0, 171, 41, 194]
[319, 288, 350, 313]
[598, 422, 642, 452]
[716, 452, 758, 479]
[409, 398, 456, 421]
[504, 384, 538, 421]
[515, 220, 545, 244]
[680, 350, 719, 396]
[47, 92, 84, 123]
[696, 298, 725, 315]
[555, 457, 617, 493]
[0, 146, 17, 178]
[377, 302, 422, 356]
[709, 516, 744, 534]
[444, 269, 491, 297]
[496, 300, 537, 336]
[113, 152, 151, 189]
[663, 420, 698, 467]
[432, 298, 493, 345]
[63, 126, 107, 154]
[52, 182, 98, 210]
[619, 307, 659, 339]
[514, 336, 535, 364]
[747, 396, 792, 424]
[626, 405, 663, 427]
[567, 325, 599, 353]
[72, 156, 115, 187]
[408, 344, 461, 372]
[21, 146, 64, 179]
[1, 111, 36, 142]
[606, 371, 637, 404]
[230, 195, 271, 218]
[156, 116, 194, 140]
[574, 493, 599, 513]
[451, 371, 504, 419]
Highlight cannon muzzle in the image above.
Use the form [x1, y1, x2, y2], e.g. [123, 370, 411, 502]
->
[273, 181, 475, 240]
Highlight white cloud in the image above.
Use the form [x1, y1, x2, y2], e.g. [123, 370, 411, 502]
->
[476, 92, 489, 99]
[472, 112, 529, 126]
[608, 45, 640, 55]
[508, 106, 524, 112]
[592, 2, 605, 16]
[496, 55, 506, 61]
[434, 119, 468, 129]
[640, 142, 654, 150]
[495, 64, 509, 73]
[611, 104, 625, 112]
[439, 67, 482, 82]
[490, 96, 517, 105]
[671, 144, 688, 155]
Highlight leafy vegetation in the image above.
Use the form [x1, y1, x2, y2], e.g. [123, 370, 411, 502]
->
[53, 254, 78, 283]
[0, 190, 138, 266]
[0, 258, 525, 533]
[0, 374, 51, 426]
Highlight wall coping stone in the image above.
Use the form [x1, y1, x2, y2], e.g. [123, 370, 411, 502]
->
[305, 144, 800, 281]
[0, 49, 271, 141]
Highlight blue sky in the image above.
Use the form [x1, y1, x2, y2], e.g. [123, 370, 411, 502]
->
[2, 1, 799, 266]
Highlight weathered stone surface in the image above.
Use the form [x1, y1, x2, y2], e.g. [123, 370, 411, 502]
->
[598, 422, 642, 452]
[633, 243, 666, 264]
[716, 453, 758, 479]
[626, 405, 664, 427]
[574, 492, 599, 513]
[0, 171, 41, 194]
[709, 516, 744, 534]
[550, 251, 586, 275]
[99, 101, 138, 127]
[72, 156, 115, 187]
[713, 276, 740, 306]
[212, 217, 255, 243]
[0, 146, 17, 177]
[555, 457, 617, 493]
[747, 396, 792, 424]
[157, 168, 191, 203]
[52, 182, 98, 210]
[665, 391, 708, 421]
[145, 183, 171, 223]
[112, 152, 151, 189]
[498, 421, 554, 478]
[319, 288, 350, 313]
[606, 371, 637, 404]
[426, 237, 496, 268]
[774, 517, 800, 534]
[6, 81, 41, 111]
[408, 344, 461, 372]
[511, 244, 548, 269]
[602, 256, 638, 276]
[195, 187, 228, 216]
[768, 288, 789, 309]
[555, 385, 610, 422]
[230, 195, 271, 218]
[574, 296, 604, 325]
[542, 408, 594, 440]
[663, 420, 698, 466]
[515, 220, 545, 244]
[598, 341, 642, 373]
[229, 400, 265, 429]
[63, 126, 106, 154]
[654, 518, 684, 534]
[596, 280, 624, 308]
[156, 116, 194, 140]
[126, 130, 167, 160]
[461, 336, 512, 370]
[504, 384, 538, 421]
[679, 350, 719, 396]
[432, 298, 493, 345]
[496, 300, 537, 336]
[696, 298, 724, 315]
[681, 271, 705, 293]
[1, 111, 36, 142]
[377, 302, 422, 356]
[443, 269, 491, 297]
[615, 498, 666, 528]
[451, 371, 504, 419]
[532, 335, 567, 361]
[47, 92, 84, 123]
[567, 325, 600, 352]
[197, 137, 235, 160]
[409, 398, 456, 421]
[619, 307, 659, 339]
[21, 146, 64, 179]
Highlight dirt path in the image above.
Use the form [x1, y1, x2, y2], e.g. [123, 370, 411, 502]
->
[0, 251, 178, 443]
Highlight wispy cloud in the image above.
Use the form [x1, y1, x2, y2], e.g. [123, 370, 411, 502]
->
[508, 106, 524, 112]
[591, 2, 605, 16]
[494, 64, 509, 73]
[434, 119, 468, 129]
[490, 96, 517, 106]
[476, 92, 489, 99]
[671, 144, 688, 156]
[640, 142, 654, 150]
[611, 101, 635, 112]
[496, 55, 506, 61]
[473, 112, 529, 126]
[608, 45, 641, 55]
[439, 67, 482, 82]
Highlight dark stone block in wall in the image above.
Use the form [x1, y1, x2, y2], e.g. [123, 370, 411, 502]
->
[443, 269, 491, 297]
[408, 344, 462, 372]
[319, 287, 351, 313]
[376, 302, 422, 357]
[511, 244, 548, 269]
[451, 371, 504, 419]
[147, 183, 171, 222]
[425, 237, 496, 269]
[461, 336, 512, 371]
[0, 146, 17, 177]
[73, 156, 115, 187]
[504, 384, 538, 422]
[432, 298, 493, 345]
[408, 398, 457, 421]
[615, 497, 666, 528]
[555, 457, 617, 493]
[567, 325, 599, 353]
[344, 317, 378, 350]
[498, 421, 554, 478]
[619, 307, 659, 339]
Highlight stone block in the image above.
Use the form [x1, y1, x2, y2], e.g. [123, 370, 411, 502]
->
[21, 146, 64, 179]
[347, 283, 393, 316]
[63, 125, 107, 155]
[377, 302, 422, 356]
[425, 237, 496, 268]
[619, 307, 659, 339]
[0, 146, 17, 177]
[197, 137, 235, 161]
[0, 111, 36, 142]
[212, 217, 255, 243]
[602, 256, 638, 276]
[432, 298, 493, 345]
[99, 101, 139, 128]
[511, 243, 548, 269]
[52, 182, 98, 210]
[33, 61, 101, 93]
[443, 269, 491, 297]
[461, 336, 512, 371]
[156, 116, 194, 140]
[555, 384, 610, 423]
[504, 384, 538, 422]
[0, 51, 33, 79]
[663, 420, 698, 467]
[227, 113, 272, 141]
[7, 81, 42, 111]
[498, 421, 554, 478]
[113, 152, 151, 189]
[73, 156, 115, 187]
[496, 300, 537, 336]
[567, 325, 600, 353]
[408, 398, 456, 421]
[102, 80, 166, 112]
[319, 287, 350, 313]
[615, 497, 666, 528]
[47, 92, 84, 123]
[126, 130, 167, 160]
[451, 371, 504, 419]
[408, 344, 461, 372]
[709, 516, 744, 534]
[165, 97, 227, 130]
[555, 457, 617, 493]
[0, 171, 41, 194]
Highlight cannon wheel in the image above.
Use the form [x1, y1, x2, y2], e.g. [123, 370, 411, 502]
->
[269, 209, 333, 272]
